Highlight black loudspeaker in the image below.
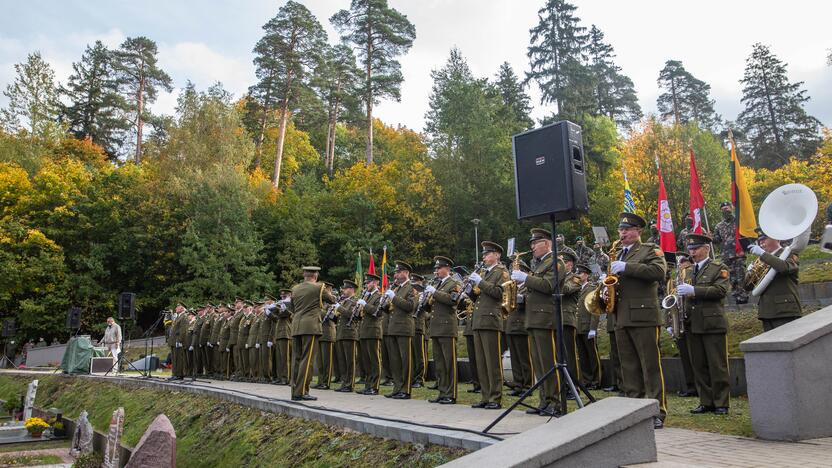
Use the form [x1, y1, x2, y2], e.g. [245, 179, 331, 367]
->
[118, 292, 136, 320]
[2, 319, 15, 337]
[512, 120, 589, 221]
[66, 308, 82, 329]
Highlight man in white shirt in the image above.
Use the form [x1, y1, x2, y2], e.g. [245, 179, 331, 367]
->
[100, 317, 122, 360]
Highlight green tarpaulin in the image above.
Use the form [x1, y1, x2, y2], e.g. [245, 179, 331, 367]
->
[60, 336, 106, 374]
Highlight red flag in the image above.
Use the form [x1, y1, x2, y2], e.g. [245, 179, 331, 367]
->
[657, 168, 677, 252]
[689, 149, 705, 234]
[368, 249, 376, 276]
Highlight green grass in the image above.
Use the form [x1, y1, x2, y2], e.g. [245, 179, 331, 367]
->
[0, 440, 69, 453]
[0, 375, 466, 467]
[799, 261, 832, 283]
[0, 452, 63, 466]
[797, 244, 832, 262]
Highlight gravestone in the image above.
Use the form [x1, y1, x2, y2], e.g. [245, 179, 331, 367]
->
[70, 410, 94, 457]
[22, 379, 38, 421]
[103, 407, 125, 468]
[125, 414, 177, 468]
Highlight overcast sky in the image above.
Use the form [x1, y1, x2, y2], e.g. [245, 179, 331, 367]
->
[2, 0, 830, 133]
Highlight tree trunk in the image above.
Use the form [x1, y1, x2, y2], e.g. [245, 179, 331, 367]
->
[273, 102, 289, 190]
[135, 75, 144, 164]
[670, 76, 680, 126]
[254, 111, 268, 170]
[760, 69, 782, 154]
[328, 106, 340, 177]
[365, 26, 374, 166]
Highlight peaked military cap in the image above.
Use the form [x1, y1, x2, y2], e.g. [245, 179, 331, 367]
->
[342, 279, 358, 289]
[365, 273, 381, 282]
[559, 250, 577, 263]
[279, 289, 292, 295]
[755, 227, 768, 240]
[394, 261, 413, 272]
[481, 241, 503, 255]
[433, 256, 454, 268]
[263, 294, 276, 302]
[411, 273, 425, 282]
[302, 266, 321, 272]
[618, 212, 647, 229]
[323, 281, 334, 288]
[529, 228, 552, 243]
[720, 201, 733, 208]
[575, 263, 592, 274]
[675, 251, 691, 262]
[686, 233, 712, 248]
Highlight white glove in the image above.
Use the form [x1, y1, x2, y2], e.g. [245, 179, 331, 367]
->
[425, 285, 436, 294]
[469, 272, 482, 285]
[255, 343, 260, 349]
[176, 342, 182, 348]
[244, 344, 249, 349]
[216, 341, 220, 346]
[188, 345, 194, 351]
[666, 326, 674, 336]
[610, 261, 626, 274]
[225, 347, 230, 352]
[334, 303, 341, 310]
[511, 270, 528, 282]
[357, 299, 367, 306]
[599, 273, 607, 282]
[677, 283, 695, 296]
[748, 245, 765, 256]
[207, 342, 213, 348]
[267, 341, 273, 348]
[588, 330, 596, 339]
[384, 290, 395, 299]
[265, 308, 272, 316]
[747, 262, 755, 272]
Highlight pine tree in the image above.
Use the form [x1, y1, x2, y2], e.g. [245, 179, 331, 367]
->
[737, 43, 821, 168]
[1, 52, 61, 137]
[252, 1, 327, 188]
[112, 36, 173, 164]
[331, 0, 416, 166]
[61, 41, 130, 158]
[586, 26, 641, 128]
[526, 0, 588, 118]
[493, 62, 534, 133]
[656, 60, 720, 130]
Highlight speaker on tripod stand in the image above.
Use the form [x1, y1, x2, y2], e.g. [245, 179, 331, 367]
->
[1, 319, 17, 369]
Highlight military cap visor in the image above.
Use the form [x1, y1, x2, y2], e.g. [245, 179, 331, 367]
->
[263, 294, 276, 302]
[686, 233, 712, 249]
[575, 264, 592, 274]
[529, 228, 552, 243]
[342, 280, 358, 289]
[720, 201, 732, 208]
[560, 250, 577, 263]
[365, 273, 381, 282]
[394, 261, 413, 272]
[618, 212, 646, 229]
[433, 256, 454, 268]
[279, 289, 292, 294]
[324, 281, 334, 288]
[411, 273, 425, 282]
[481, 241, 504, 255]
[302, 266, 321, 272]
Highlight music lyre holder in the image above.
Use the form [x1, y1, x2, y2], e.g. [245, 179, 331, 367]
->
[484, 213, 596, 433]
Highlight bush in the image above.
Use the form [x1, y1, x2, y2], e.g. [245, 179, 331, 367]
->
[72, 452, 103, 468]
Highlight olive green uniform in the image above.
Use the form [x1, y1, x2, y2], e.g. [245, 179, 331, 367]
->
[290, 282, 336, 398]
[561, 273, 583, 386]
[472, 265, 508, 405]
[335, 296, 360, 389]
[524, 252, 564, 411]
[186, 318, 197, 377]
[209, 313, 223, 375]
[227, 309, 244, 377]
[249, 313, 264, 379]
[386, 281, 418, 395]
[317, 307, 337, 388]
[237, 312, 253, 379]
[613, 240, 668, 419]
[428, 277, 461, 401]
[507, 284, 532, 391]
[271, 304, 293, 384]
[171, 313, 189, 378]
[219, 316, 232, 378]
[358, 289, 383, 392]
[683, 259, 731, 409]
[257, 311, 274, 381]
[381, 302, 393, 383]
[412, 300, 428, 386]
[576, 284, 602, 387]
[746, 248, 802, 331]
[463, 310, 479, 390]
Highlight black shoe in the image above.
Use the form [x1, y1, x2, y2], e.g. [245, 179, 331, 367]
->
[428, 384, 439, 390]
[677, 390, 698, 397]
[602, 385, 618, 392]
[428, 397, 441, 403]
[467, 387, 481, 393]
[301, 394, 317, 401]
[713, 407, 729, 415]
[736, 298, 748, 305]
[412, 382, 423, 389]
[484, 402, 502, 410]
[391, 393, 411, 400]
[653, 417, 664, 429]
[508, 389, 524, 397]
[471, 401, 487, 408]
[690, 405, 715, 414]
[438, 398, 456, 405]
[361, 388, 379, 395]
[538, 404, 562, 417]
[525, 407, 541, 415]
[335, 387, 352, 393]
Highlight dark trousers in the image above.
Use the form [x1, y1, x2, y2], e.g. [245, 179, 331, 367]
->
[563, 325, 581, 385]
[576, 333, 602, 386]
[608, 330, 622, 388]
[173, 346, 186, 378]
[676, 332, 696, 393]
[231, 344, 240, 376]
[332, 340, 342, 382]
[528, 328, 560, 409]
[360, 338, 382, 391]
[248, 346, 259, 379]
[260, 343, 272, 380]
[382, 335, 393, 380]
[474, 330, 503, 404]
[357, 340, 366, 380]
[240, 345, 250, 377]
[762, 316, 799, 332]
[337, 340, 358, 388]
[508, 333, 532, 389]
[387, 335, 412, 395]
[616, 326, 667, 419]
[465, 334, 480, 389]
[432, 336, 457, 400]
[411, 332, 427, 384]
[291, 335, 317, 398]
[275, 339, 291, 382]
[687, 332, 730, 408]
[316, 341, 334, 386]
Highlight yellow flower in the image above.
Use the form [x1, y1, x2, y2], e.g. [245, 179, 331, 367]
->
[24, 417, 50, 431]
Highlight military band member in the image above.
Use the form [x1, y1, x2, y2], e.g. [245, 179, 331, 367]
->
[425, 256, 461, 404]
[290, 266, 336, 401]
[209, 306, 224, 377]
[506, 260, 533, 396]
[186, 311, 198, 378]
[576, 264, 602, 389]
[272, 289, 293, 385]
[574, 236, 596, 268]
[219, 307, 233, 378]
[315, 282, 338, 390]
[357, 274, 383, 394]
[335, 280, 360, 392]
[510, 228, 564, 416]
[168, 303, 187, 381]
[410, 274, 428, 389]
[381, 282, 394, 387]
[384, 261, 418, 399]
[746, 229, 802, 331]
[258, 299, 275, 382]
[560, 250, 583, 393]
[610, 212, 668, 429]
[468, 242, 508, 409]
[713, 201, 749, 304]
[556, 234, 577, 272]
[228, 299, 245, 379]
[593, 243, 610, 281]
[246, 304, 261, 380]
[462, 299, 480, 394]
[676, 214, 694, 251]
[193, 306, 208, 376]
[676, 234, 731, 415]
[667, 253, 697, 397]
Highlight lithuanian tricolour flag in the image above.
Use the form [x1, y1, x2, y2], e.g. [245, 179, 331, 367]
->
[729, 130, 758, 254]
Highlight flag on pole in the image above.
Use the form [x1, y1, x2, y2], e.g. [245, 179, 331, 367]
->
[623, 169, 637, 214]
[368, 249, 376, 276]
[657, 166, 677, 253]
[380, 245, 389, 292]
[689, 148, 706, 234]
[728, 130, 758, 254]
[354, 252, 363, 290]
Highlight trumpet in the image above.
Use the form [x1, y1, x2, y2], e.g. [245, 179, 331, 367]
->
[501, 250, 530, 316]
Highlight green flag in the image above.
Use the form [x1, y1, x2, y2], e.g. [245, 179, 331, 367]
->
[354, 251, 363, 290]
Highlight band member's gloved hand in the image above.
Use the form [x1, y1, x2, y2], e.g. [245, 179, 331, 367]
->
[245, 344, 249, 349]
[176, 342, 182, 348]
[384, 290, 395, 299]
[425, 285, 436, 294]
[747, 262, 755, 272]
[357, 299, 366, 306]
[267, 341, 273, 347]
[511, 270, 528, 282]
[255, 343, 260, 349]
[207, 342, 213, 348]
[748, 245, 765, 256]
[666, 327, 674, 336]
[225, 347, 230, 352]
[188, 345, 193, 351]
[677, 283, 695, 296]
[517, 294, 525, 304]
[469, 272, 482, 285]
[599, 273, 607, 282]
[610, 261, 626, 274]
[216, 341, 220, 346]
[588, 330, 596, 339]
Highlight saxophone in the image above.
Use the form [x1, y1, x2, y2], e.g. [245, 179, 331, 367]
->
[585, 240, 622, 315]
[661, 268, 687, 339]
[501, 250, 530, 316]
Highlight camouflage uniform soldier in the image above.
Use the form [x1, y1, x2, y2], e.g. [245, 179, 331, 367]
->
[593, 243, 610, 279]
[556, 235, 577, 272]
[574, 237, 596, 268]
[676, 215, 694, 251]
[646, 221, 660, 245]
[712, 201, 749, 304]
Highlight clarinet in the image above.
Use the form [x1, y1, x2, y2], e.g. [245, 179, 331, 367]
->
[347, 289, 371, 326]
[373, 281, 400, 317]
[413, 278, 440, 318]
